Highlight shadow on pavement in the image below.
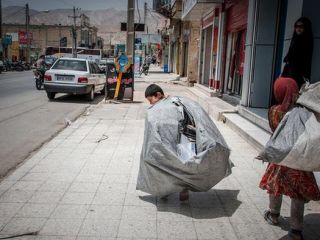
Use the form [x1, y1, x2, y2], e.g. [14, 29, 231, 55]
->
[50, 93, 104, 105]
[271, 213, 320, 240]
[139, 189, 242, 220]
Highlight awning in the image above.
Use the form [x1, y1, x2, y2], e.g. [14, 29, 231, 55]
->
[182, 0, 224, 21]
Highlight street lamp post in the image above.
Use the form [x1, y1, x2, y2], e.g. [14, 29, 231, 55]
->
[58, 24, 61, 57]
[126, 0, 135, 63]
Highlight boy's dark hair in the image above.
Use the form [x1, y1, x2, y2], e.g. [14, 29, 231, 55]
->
[145, 84, 164, 98]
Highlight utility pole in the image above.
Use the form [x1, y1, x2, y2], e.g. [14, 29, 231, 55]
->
[144, 2, 147, 24]
[25, 3, 30, 63]
[144, 2, 148, 57]
[126, 0, 135, 63]
[58, 24, 62, 57]
[68, 7, 80, 58]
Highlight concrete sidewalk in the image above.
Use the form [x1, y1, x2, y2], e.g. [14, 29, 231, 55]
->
[0, 82, 319, 239]
[135, 64, 181, 83]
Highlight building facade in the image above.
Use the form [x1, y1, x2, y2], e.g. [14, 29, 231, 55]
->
[159, 0, 320, 127]
[2, 14, 102, 62]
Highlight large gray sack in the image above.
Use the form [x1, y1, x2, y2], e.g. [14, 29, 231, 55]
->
[258, 82, 320, 171]
[136, 96, 232, 197]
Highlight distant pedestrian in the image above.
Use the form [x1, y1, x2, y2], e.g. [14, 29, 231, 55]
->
[282, 17, 313, 88]
[260, 77, 320, 240]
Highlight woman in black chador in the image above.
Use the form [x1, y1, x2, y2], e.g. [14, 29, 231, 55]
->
[282, 17, 313, 88]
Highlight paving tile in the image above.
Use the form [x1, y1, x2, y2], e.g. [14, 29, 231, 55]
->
[121, 206, 156, 221]
[0, 203, 24, 218]
[68, 182, 100, 193]
[232, 223, 279, 240]
[124, 193, 156, 207]
[157, 220, 196, 239]
[11, 181, 44, 191]
[101, 174, 130, 184]
[50, 204, 89, 219]
[0, 190, 34, 203]
[86, 205, 123, 220]
[15, 203, 56, 218]
[78, 218, 119, 237]
[48, 173, 77, 182]
[191, 207, 230, 222]
[157, 206, 193, 222]
[60, 192, 95, 205]
[40, 218, 83, 236]
[28, 191, 64, 204]
[0, 217, 46, 235]
[0, 181, 16, 194]
[188, 192, 222, 209]
[0, 217, 11, 232]
[37, 181, 71, 193]
[21, 173, 51, 182]
[228, 207, 265, 225]
[74, 174, 104, 183]
[33, 236, 76, 240]
[77, 237, 115, 240]
[97, 183, 128, 194]
[194, 220, 238, 240]
[91, 192, 125, 205]
[117, 219, 156, 239]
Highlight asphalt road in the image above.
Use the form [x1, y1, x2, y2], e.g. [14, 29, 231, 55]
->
[0, 71, 104, 178]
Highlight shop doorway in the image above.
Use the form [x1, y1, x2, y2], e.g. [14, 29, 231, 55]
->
[182, 42, 188, 77]
[225, 30, 246, 96]
[201, 26, 213, 86]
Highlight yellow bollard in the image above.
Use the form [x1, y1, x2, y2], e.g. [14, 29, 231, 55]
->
[114, 72, 123, 99]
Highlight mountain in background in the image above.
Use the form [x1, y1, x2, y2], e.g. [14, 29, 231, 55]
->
[3, 6, 167, 45]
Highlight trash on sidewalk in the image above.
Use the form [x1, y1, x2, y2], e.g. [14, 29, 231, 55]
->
[257, 82, 320, 171]
[136, 96, 232, 197]
[96, 134, 109, 143]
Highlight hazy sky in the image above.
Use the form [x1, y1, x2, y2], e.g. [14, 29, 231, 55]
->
[3, 0, 153, 10]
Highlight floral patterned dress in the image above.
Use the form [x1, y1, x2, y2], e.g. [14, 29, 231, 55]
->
[259, 105, 320, 202]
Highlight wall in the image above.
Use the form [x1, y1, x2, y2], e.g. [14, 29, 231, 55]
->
[241, 0, 279, 108]
[187, 21, 200, 82]
[280, 0, 320, 83]
[2, 24, 99, 60]
[302, 0, 320, 83]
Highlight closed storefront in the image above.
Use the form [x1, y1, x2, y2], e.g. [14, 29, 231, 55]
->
[223, 0, 249, 98]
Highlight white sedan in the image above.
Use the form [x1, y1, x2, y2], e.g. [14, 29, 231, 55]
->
[43, 58, 106, 101]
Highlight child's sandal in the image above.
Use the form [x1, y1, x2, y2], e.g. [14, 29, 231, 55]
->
[264, 210, 280, 225]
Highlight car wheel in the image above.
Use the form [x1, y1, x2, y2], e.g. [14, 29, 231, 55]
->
[35, 79, 42, 90]
[87, 87, 94, 101]
[47, 92, 56, 100]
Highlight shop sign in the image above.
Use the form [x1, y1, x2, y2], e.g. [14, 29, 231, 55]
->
[18, 31, 33, 45]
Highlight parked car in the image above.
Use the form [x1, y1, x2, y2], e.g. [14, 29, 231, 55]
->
[43, 58, 106, 101]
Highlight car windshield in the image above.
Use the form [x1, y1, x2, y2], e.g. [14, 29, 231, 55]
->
[52, 59, 87, 71]
[45, 57, 56, 65]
